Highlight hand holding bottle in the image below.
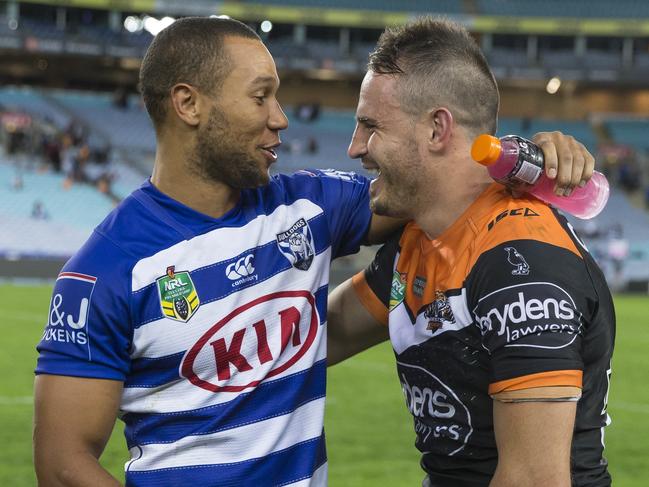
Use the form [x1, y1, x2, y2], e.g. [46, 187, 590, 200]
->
[471, 134, 609, 219]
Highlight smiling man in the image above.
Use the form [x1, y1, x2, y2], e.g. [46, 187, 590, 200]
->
[328, 18, 614, 487]
[33, 18, 388, 487]
[33, 16, 598, 487]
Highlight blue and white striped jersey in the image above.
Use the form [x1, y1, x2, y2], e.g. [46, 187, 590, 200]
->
[36, 169, 372, 486]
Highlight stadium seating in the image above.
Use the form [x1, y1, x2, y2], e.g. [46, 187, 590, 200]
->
[237, 0, 464, 13]
[605, 119, 649, 154]
[0, 153, 115, 257]
[16, 17, 152, 50]
[48, 90, 156, 152]
[566, 191, 649, 283]
[0, 87, 70, 128]
[477, 0, 649, 18]
[0, 85, 646, 283]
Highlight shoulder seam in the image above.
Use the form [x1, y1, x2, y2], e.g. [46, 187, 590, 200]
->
[130, 191, 193, 241]
[85, 228, 137, 347]
[93, 227, 139, 260]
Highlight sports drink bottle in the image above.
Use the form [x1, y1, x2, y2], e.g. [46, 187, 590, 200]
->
[471, 134, 609, 219]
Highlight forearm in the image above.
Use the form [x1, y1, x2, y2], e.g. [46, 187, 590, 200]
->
[327, 278, 389, 366]
[328, 328, 387, 366]
[35, 451, 121, 487]
[489, 463, 571, 487]
[33, 376, 124, 487]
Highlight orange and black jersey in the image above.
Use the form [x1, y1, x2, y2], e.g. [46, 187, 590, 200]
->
[353, 183, 615, 487]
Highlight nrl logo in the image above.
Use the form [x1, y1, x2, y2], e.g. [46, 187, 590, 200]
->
[389, 271, 407, 311]
[423, 291, 455, 331]
[276, 218, 315, 271]
[157, 266, 200, 323]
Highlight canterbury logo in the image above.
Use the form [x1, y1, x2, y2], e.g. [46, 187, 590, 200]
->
[226, 254, 255, 280]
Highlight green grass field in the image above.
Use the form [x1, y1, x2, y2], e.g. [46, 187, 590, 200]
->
[2, 284, 647, 486]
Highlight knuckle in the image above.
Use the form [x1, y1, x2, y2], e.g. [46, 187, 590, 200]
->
[573, 154, 586, 167]
[558, 151, 574, 163]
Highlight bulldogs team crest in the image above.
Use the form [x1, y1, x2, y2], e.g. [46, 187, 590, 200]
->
[423, 291, 455, 331]
[276, 218, 315, 271]
[157, 266, 200, 322]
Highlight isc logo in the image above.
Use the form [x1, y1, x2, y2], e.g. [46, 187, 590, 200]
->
[181, 291, 318, 392]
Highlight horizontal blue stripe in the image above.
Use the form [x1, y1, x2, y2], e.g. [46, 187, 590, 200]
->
[125, 351, 185, 388]
[132, 212, 332, 329]
[126, 431, 327, 487]
[126, 285, 328, 389]
[123, 358, 327, 448]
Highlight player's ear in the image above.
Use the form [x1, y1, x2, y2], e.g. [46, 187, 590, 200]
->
[169, 83, 201, 127]
[423, 107, 453, 153]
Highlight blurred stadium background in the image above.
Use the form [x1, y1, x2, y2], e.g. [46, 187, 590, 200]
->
[1, 0, 648, 485]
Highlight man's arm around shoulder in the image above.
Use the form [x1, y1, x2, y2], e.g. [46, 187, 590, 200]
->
[34, 374, 123, 486]
[365, 214, 407, 245]
[328, 277, 389, 366]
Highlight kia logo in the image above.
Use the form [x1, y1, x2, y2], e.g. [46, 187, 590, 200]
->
[181, 291, 318, 393]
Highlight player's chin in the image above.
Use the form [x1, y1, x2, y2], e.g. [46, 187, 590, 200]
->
[371, 195, 404, 218]
[252, 166, 272, 187]
[258, 174, 271, 187]
[369, 196, 388, 216]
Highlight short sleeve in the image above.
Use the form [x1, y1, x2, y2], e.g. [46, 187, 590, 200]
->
[297, 169, 372, 258]
[351, 231, 402, 325]
[35, 231, 134, 381]
[467, 239, 596, 397]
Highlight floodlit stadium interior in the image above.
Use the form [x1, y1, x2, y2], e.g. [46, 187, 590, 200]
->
[1, 0, 649, 290]
[1, 1, 648, 485]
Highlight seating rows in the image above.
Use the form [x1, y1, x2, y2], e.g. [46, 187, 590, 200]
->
[47, 90, 156, 152]
[0, 87, 70, 128]
[0, 86, 646, 282]
[0, 154, 116, 257]
[240, 0, 649, 16]
[477, 0, 649, 18]
[606, 120, 649, 154]
[236, 0, 463, 13]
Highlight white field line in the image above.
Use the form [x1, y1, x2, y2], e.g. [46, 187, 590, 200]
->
[608, 401, 649, 415]
[5, 311, 45, 323]
[0, 396, 33, 405]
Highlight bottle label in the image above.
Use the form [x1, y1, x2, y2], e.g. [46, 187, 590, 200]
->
[507, 136, 544, 186]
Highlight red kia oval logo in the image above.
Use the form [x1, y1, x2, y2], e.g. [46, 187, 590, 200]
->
[181, 290, 318, 392]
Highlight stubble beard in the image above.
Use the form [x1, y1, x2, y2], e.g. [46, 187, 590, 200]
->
[190, 107, 269, 190]
[371, 151, 421, 220]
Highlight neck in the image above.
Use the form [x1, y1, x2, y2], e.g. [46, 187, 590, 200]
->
[151, 136, 240, 219]
[414, 158, 493, 240]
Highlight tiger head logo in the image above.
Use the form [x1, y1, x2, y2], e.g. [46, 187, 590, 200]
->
[423, 291, 455, 331]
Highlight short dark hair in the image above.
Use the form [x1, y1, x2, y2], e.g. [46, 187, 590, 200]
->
[139, 17, 260, 128]
[369, 17, 499, 136]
